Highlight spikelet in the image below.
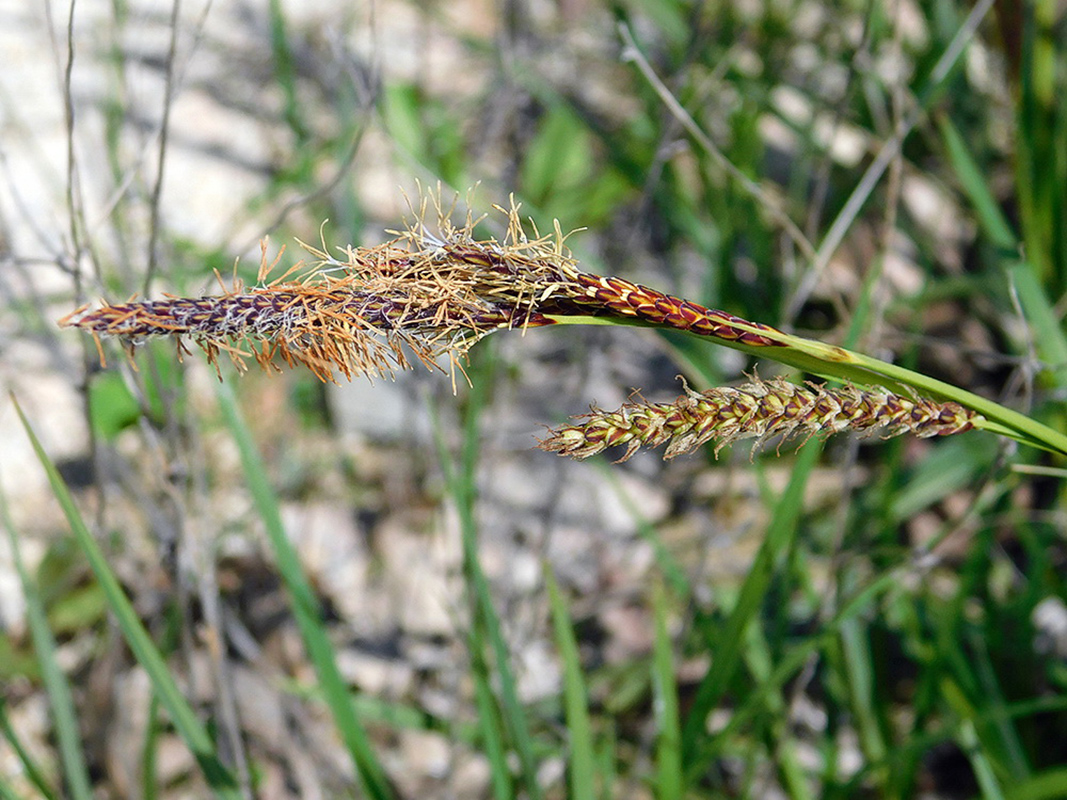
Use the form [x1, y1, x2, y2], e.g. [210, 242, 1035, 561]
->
[538, 376, 982, 461]
[59, 202, 567, 382]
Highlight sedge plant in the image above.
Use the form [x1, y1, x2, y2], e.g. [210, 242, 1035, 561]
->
[12, 1, 1067, 798]
[59, 192, 1067, 460]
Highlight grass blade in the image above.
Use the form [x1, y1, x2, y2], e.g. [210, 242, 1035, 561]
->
[142, 694, 161, 800]
[945, 681, 1008, 800]
[460, 528, 539, 797]
[650, 580, 682, 800]
[214, 382, 392, 800]
[1007, 769, 1067, 800]
[898, 717, 1008, 800]
[0, 493, 92, 800]
[546, 571, 597, 800]
[601, 466, 691, 598]
[839, 619, 889, 788]
[597, 719, 616, 800]
[681, 442, 819, 774]
[469, 647, 514, 800]
[691, 569, 903, 772]
[434, 345, 544, 798]
[938, 113, 1067, 389]
[938, 114, 1017, 249]
[11, 395, 242, 799]
[739, 622, 813, 800]
[0, 779, 29, 800]
[1008, 263, 1067, 389]
[0, 696, 58, 800]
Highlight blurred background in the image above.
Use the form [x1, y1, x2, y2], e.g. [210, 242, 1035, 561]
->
[2, 0, 1066, 797]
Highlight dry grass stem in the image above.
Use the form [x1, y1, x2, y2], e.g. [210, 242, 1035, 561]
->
[538, 376, 981, 461]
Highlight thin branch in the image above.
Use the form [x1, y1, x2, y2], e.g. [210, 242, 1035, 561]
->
[618, 22, 817, 266]
[143, 0, 183, 295]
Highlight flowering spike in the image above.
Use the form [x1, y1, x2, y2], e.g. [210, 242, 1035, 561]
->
[538, 376, 981, 461]
[61, 195, 804, 384]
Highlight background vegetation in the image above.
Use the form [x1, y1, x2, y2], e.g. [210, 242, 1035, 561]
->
[1, 0, 1065, 797]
